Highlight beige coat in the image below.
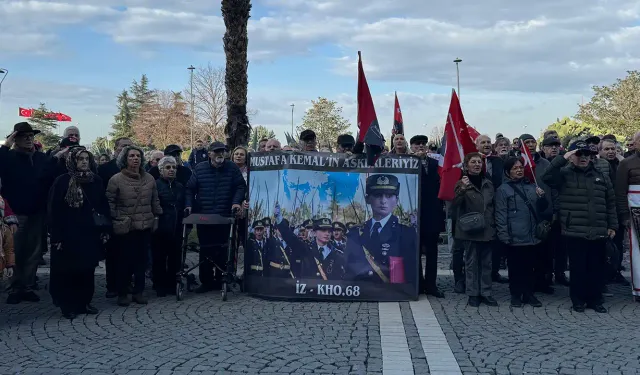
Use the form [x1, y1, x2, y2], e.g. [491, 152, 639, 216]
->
[106, 169, 162, 232]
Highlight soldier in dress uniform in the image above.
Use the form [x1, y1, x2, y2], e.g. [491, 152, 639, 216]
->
[274, 209, 346, 280]
[345, 174, 418, 284]
[331, 222, 347, 251]
[261, 217, 272, 239]
[301, 219, 313, 243]
[265, 226, 297, 279]
[247, 220, 269, 276]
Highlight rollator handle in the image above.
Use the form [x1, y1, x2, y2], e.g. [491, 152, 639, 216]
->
[182, 214, 235, 225]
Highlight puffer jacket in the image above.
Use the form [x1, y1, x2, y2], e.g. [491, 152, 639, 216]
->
[451, 176, 495, 242]
[615, 152, 640, 222]
[156, 178, 185, 236]
[186, 160, 246, 216]
[542, 156, 617, 240]
[106, 169, 162, 231]
[495, 179, 549, 246]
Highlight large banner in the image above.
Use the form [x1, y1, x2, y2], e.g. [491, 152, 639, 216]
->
[245, 151, 421, 301]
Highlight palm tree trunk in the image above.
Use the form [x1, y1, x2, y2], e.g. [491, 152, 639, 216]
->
[221, 0, 252, 148]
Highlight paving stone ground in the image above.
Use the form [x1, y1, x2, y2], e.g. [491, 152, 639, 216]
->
[1, 246, 638, 375]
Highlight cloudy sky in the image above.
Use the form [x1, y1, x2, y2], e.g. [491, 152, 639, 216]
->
[1, 0, 638, 144]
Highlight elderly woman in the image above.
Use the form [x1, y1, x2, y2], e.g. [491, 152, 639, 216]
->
[106, 145, 162, 306]
[451, 152, 497, 307]
[152, 156, 185, 297]
[495, 158, 548, 308]
[232, 146, 248, 182]
[48, 148, 109, 319]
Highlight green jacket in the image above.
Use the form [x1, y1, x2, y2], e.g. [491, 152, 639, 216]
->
[541, 157, 617, 240]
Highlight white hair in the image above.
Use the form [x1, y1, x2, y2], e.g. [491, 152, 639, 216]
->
[158, 156, 177, 170]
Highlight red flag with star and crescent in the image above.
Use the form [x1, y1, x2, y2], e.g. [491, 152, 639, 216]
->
[19, 107, 33, 117]
[392, 92, 404, 136]
[519, 141, 537, 183]
[357, 51, 385, 165]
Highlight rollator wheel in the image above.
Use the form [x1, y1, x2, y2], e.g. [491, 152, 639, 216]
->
[221, 282, 228, 301]
[176, 281, 185, 301]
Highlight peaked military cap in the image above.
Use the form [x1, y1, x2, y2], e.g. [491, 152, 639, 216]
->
[332, 222, 346, 231]
[314, 218, 333, 230]
[252, 220, 265, 229]
[261, 217, 272, 226]
[366, 174, 400, 195]
[302, 219, 314, 229]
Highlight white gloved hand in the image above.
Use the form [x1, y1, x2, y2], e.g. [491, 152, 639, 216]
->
[3, 267, 14, 279]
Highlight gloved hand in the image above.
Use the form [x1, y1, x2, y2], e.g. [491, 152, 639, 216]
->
[274, 202, 283, 224]
[3, 266, 13, 279]
[410, 213, 417, 227]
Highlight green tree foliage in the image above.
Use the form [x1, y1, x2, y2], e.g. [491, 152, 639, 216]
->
[91, 136, 111, 157]
[249, 125, 276, 150]
[111, 90, 133, 139]
[576, 70, 640, 138]
[298, 97, 352, 149]
[28, 103, 61, 150]
[542, 117, 625, 147]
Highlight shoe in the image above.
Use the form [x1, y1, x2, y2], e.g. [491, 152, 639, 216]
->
[573, 304, 585, 313]
[156, 289, 167, 298]
[21, 291, 40, 302]
[6, 293, 21, 304]
[425, 288, 445, 298]
[62, 311, 76, 320]
[492, 274, 509, 284]
[523, 294, 542, 307]
[117, 295, 131, 307]
[587, 304, 607, 313]
[614, 273, 630, 287]
[481, 296, 499, 307]
[535, 285, 555, 295]
[555, 274, 570, 286]
[468, 296, 480, 307]
[131, 293, 148, 305]
[83, 304, 99, 315]
[454, 279, 466, 294]
[510, 296, 522, 308]
[105, 291, 118, 298]
[195, 285, 212, 294]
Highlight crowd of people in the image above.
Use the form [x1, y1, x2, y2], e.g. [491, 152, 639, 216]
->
[0, 120, 638, 319]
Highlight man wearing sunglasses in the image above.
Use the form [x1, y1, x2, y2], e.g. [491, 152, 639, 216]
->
[542, 139, 617, 313]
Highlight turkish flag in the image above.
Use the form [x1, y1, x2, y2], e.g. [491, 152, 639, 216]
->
[19, 107, 33, 117]
[357, 51, 385, 166]
[438, 89, 477, 201]
[392, 92, 404, 136]
[520, 142, 537, 183]
[56, 113, 72, 122]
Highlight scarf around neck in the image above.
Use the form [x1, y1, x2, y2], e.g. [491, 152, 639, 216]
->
[64, 148, 95, 208]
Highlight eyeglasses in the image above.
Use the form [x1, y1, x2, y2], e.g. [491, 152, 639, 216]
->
[18, 133, 35, 140]
[164, 165, 176, 170]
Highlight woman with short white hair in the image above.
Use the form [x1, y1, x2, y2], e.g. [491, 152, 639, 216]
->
[152, 156, 186, 297]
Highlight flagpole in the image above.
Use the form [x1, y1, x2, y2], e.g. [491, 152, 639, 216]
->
[454, 58, 462, 99]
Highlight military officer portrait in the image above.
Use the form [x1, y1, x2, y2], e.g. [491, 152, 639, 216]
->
[265, 226, 297, 279]
[345, 174, 418, 284]
[247, 220, 269, 276]
[273, 206, 346, 280]
[331, 222, 347, 251]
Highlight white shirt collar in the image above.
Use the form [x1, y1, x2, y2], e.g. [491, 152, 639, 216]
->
[371, 214, 392, 234]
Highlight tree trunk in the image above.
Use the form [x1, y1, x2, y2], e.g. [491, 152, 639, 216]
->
[221, 0, 251, 149]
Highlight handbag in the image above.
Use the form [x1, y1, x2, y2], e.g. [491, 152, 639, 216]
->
[512, 186, 551, 240]
[112, 181, 144, 236]
[80, 186, 112, 229]
[456, 182, 487, 234]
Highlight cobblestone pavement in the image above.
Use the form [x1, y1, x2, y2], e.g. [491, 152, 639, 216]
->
[1, 246, 638, 375]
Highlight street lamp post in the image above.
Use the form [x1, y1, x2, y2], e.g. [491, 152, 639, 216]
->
[453, 58, 462, 97]
[0, 68, 8, 119]
[290, 103, 295, 136]
[187, 65, 195, 149]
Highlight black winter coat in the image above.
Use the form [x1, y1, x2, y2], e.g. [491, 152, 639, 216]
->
[542, 156, 618, 240]
[186, 160, 246, 216]
[156, 178, 185, 236]
[0, 146, 53, 215]
[47, 174, 109, 271]
[419, 156, 444, 234]
[98, 159, 119, 190]
[149, 165, 192, 188]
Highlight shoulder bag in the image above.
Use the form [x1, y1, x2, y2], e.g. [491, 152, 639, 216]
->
[80, 186, 112, 230]
[457, 186, 486, 234]
[511, 186, 551, 240]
